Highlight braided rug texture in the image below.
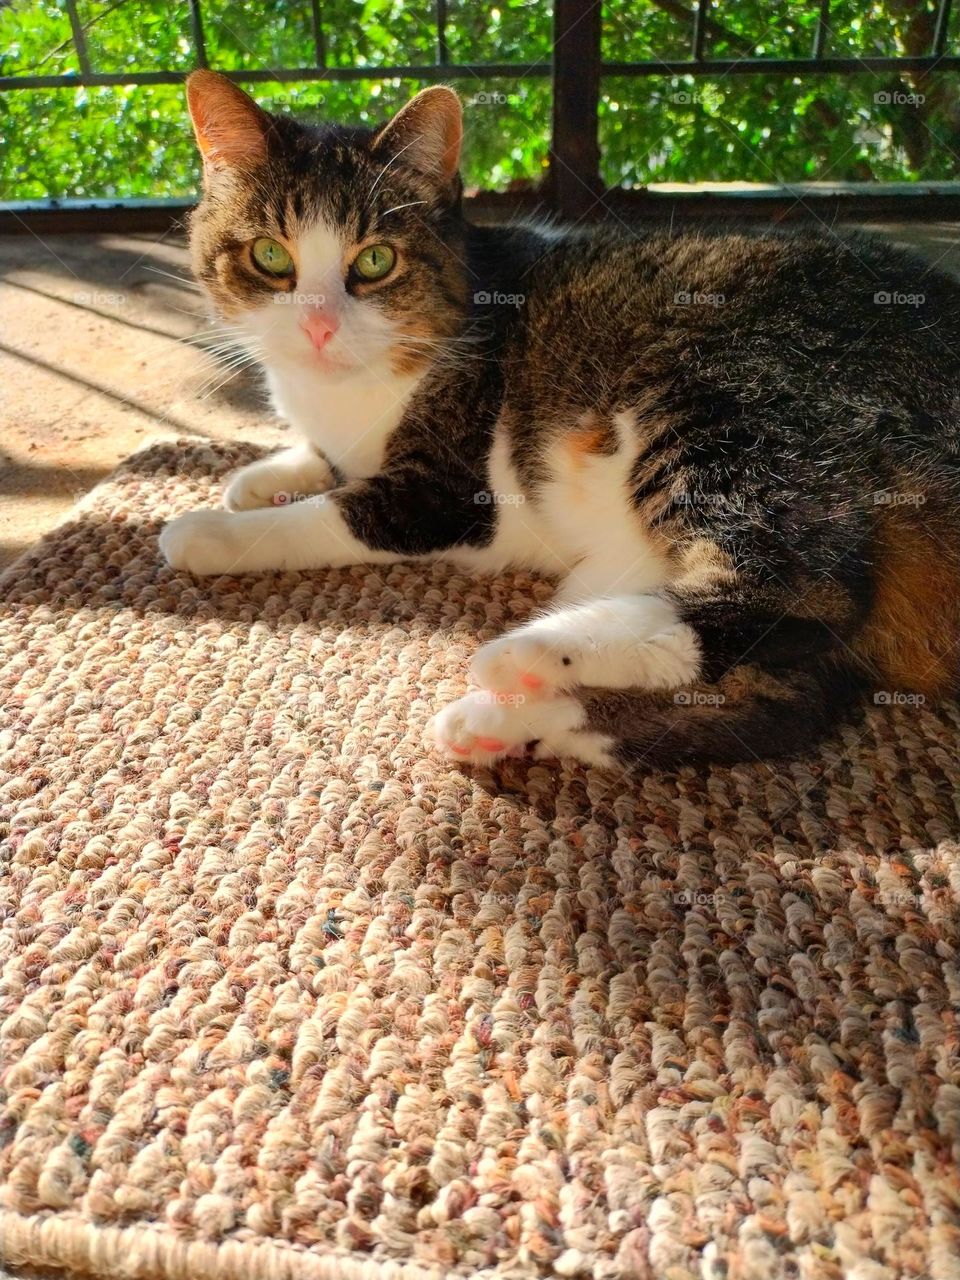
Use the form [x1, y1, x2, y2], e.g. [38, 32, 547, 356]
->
[1, 440, 960, 1280]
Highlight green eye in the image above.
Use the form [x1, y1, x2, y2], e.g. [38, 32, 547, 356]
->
[252, 237, 294, 276]
[354, 243, 396, 281]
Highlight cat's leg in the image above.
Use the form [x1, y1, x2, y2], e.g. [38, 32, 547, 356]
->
[223, 442, 335, 512]
[161, 463, 489, 574]
[431, 657, 861, 769]
[430, 592, 700, 767]
[432, 576, 867, 768]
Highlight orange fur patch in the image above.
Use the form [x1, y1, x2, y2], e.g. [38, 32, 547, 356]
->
[390, 321, 437, 376]
[565, 413, 617, 468]
[670, 537, 737, 593]
[855, 507, 960, 696]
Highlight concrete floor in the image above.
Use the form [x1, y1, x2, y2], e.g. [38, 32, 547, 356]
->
[2, 219, 960, 573]
[0, 227, 284, 570]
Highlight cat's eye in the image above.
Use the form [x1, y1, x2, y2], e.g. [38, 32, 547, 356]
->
[251, 237, 294, 277]
[353, 243, 396, 282]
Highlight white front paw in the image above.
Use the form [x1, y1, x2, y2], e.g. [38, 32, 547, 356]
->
[160, 509, 240, 575]
[223, 467, 284, 512]
[470, 634, 573, 699]
[223, 452, 333, 511]
[470, 596, 702, 697]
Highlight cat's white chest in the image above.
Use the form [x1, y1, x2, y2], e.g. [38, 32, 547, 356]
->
[455, 408, 672, 597]
[267, 364, 421, 479]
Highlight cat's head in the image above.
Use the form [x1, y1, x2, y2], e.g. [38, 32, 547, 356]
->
[185, 71, 468, 379]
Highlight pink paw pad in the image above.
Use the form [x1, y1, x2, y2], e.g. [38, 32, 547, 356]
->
[520, 673, 545, 691]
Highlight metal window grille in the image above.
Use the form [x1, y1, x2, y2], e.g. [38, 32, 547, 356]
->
[3, 0, 960, 233]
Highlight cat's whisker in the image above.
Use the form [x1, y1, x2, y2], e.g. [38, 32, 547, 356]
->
[193, 357, 261, 402]
[194, 344, 263, 372]
[379, 200, 428, 218]
[180, 330, 245, 345]
[159, 302, 216, 321]
[140, 265, 204, 291]
[182, 326, 265, 359]
[139, 332, 262, 378]
[177, 327, 249, 348]
[194, 337, 262, 356]
[188, 342, 264, 382]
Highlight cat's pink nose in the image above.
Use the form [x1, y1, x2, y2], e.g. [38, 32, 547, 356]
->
[300, 310, 339, 351]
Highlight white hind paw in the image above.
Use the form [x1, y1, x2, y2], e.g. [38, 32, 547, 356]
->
[428, 690, 617, 769]
[427, 691, 532, 763]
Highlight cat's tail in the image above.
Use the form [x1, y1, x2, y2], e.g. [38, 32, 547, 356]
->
[574, 657, 864, 768]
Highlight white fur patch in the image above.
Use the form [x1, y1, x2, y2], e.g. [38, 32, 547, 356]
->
[447, 429, 570, 576]
[541, 410, 672, 600]
[160, 497, 401, 575]
[443, 409, 673, 591]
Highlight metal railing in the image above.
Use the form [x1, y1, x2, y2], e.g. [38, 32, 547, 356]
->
[2, 0, 960, 232]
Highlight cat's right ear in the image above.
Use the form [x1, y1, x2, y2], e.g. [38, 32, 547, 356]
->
[186, 70, 271, 174]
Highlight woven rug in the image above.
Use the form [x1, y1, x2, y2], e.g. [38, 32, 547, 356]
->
[2, 440, 960, 1280]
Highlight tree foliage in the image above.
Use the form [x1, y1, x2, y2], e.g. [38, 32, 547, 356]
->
[1, 0, 958, 201]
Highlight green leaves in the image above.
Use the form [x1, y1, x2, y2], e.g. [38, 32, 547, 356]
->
[1, 0, 958, 201]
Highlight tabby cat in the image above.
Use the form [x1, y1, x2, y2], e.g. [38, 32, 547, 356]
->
[161, 70, 960, 769]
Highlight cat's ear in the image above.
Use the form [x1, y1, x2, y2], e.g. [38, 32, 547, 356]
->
[372, 87, 463, 189]
[186, 70, 272, 172]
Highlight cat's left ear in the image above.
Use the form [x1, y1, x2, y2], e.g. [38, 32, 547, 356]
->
[372, 87, 463, 192]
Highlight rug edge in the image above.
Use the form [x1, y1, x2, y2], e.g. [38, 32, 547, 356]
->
[0, 437, 260, 592]
[0, 438, 173, 592]
[0, 1211, 509, 1280]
